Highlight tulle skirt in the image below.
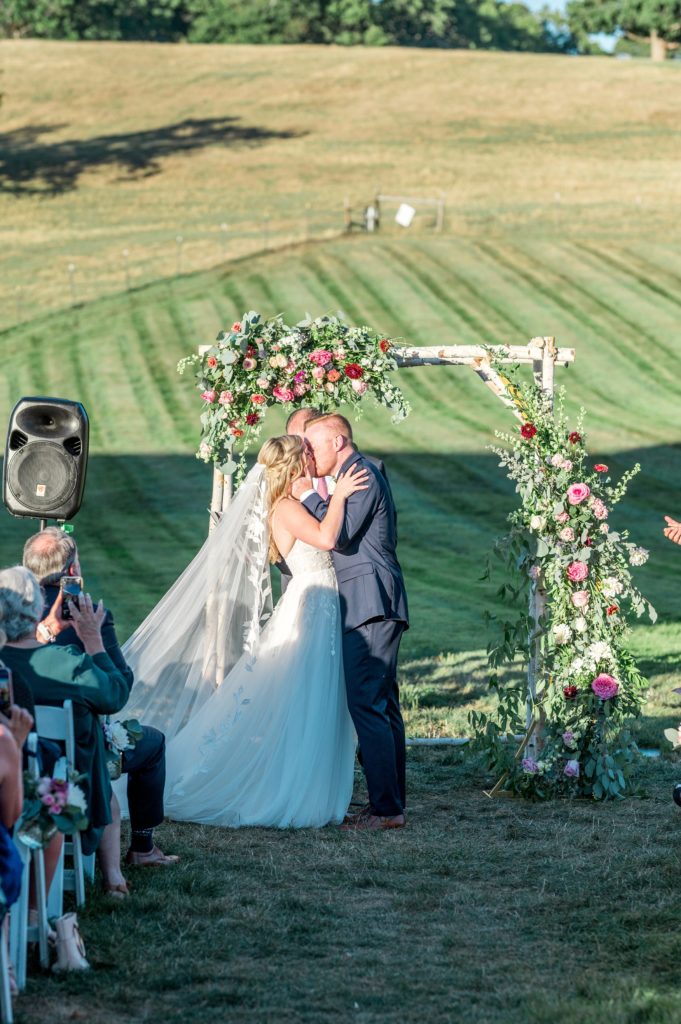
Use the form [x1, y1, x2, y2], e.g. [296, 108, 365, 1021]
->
[163, 569, 356, 828]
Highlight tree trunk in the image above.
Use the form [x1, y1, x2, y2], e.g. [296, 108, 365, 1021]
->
[650, 30, 668, 62]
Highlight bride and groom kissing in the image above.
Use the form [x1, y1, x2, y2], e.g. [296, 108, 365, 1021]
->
[120, 409, 408, 832]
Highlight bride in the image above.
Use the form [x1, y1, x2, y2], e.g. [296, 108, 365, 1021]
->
[118, 435, 368, 828]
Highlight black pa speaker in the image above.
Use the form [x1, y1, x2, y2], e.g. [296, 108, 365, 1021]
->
[3, 397, 89, 520]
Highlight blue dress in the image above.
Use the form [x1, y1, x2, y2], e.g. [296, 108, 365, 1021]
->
[0, 823, 22, 918]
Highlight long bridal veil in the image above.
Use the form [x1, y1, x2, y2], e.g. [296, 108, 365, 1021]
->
[120, 464, 272, 744]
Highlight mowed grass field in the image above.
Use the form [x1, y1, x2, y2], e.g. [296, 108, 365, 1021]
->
[2, 232, 681, 744]
[4, 41, 681, 1024]
[1, 41, 681, 325]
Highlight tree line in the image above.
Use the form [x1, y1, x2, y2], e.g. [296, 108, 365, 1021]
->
[0, 0, 679, 60]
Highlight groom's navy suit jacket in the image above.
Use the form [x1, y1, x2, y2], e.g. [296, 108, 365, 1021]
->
[302, 450, 408, 633]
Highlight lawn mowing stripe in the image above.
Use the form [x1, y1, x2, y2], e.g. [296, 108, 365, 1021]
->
[411, 241, 532, 341]
[380, 244, 501, 346]
[503, 241, 681, 393]
[476, 240, 680, 402]
[573, 241, 681, 316]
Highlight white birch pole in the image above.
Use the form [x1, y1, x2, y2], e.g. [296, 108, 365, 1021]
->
[525, 337, 556, 754]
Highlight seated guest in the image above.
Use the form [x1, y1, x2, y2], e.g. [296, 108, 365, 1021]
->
[0, 678, 33, 994]
[0, 566, 130, 883]
[23, 529, 178, 876]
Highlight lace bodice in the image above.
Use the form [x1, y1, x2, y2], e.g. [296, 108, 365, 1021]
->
[285, 540, 335, 581]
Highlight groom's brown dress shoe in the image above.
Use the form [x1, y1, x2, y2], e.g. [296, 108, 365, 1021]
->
[342, 803, 372, 825]
[340, 813, 406, 832]
[125, 845, 180, 867]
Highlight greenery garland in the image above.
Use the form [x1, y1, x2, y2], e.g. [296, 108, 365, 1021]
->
[178, 310, 410, 480]
[470, 367, 655, 800]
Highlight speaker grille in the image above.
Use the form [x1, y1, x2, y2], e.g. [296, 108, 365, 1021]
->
[64, 436, 82, 456]
[9, 430, 28, 450]
[6, 441, 77, 510]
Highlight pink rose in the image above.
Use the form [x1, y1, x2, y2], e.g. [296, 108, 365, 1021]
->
[251, 394, 266, 405]
[242, 357, 257, 371]
[567, 483, 590, 505]
[294, 370, 306, 383]
[562, 460, 573, 472]
[571, 589, 589, 608]
[567, 561, 588, 582]
[351, 380, 368, 395]
[563, 759, 580, 778]
[559, 527, 575, 542]
[591, 498, 608, 520]
[311, 366, 325, 380]
[273, 385, 295, 403]
[218, 390, 233, 406]
[521, 757, 540, 774]
[309, 349, 333, 366]
[556, 511, 570, 523]
[293, 382, 309, 397]
[201, 389, 216, 403]
[591, 673, 619, 700]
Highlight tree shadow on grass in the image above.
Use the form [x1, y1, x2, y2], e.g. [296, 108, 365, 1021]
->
[0, 117, 306, 195]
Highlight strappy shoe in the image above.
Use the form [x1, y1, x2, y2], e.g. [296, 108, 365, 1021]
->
[52, 913, 90, 972]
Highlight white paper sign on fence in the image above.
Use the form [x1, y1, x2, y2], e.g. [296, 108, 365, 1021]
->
[395, 203, 416, 228]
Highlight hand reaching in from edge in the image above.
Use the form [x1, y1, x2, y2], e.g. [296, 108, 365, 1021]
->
[664, 516, 681, 545]
[334, 464, 369, 500]
[0, 706, 34, 750]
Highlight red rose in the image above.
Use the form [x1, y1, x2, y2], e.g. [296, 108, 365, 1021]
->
[568, 432, 581, 444]
[379, 339, 390, 353]
[246, 413, 260, 426]
[594, 464, 608, 473]
[520, 423, 537, 439]
[231, 322, 241, 333]
[344, 363, 363, 380]
[563, 685, 578, 700]
[585, 538, 593, 547]
[206, 355, 218, 369]
[607, 605, 618, 616]
[246, 345, 257, 357]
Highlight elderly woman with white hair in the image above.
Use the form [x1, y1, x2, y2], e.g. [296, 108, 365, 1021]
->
[0, 566, 132, 873]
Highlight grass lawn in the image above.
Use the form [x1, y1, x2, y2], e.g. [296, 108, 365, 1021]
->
[3, 40, 681, 1022]
[16, 749, 681, 1024]
[1, 42, 681, 326]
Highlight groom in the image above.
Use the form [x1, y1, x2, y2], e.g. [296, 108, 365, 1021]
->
[293, 413, 409, 831]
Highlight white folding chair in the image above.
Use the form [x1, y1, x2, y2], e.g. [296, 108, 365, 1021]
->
[34, 702, 94, 916]
[9, 734, 49, 991]
[0, 920, 13, 1024]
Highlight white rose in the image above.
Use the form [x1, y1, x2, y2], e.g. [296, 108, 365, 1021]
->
[551, 453, 564, 468]
[587, 640, 612, 665]
[552, 623, 572, 645]
[602, 577, 623, 598]
[109, 721, 133, 752]
[66, 784, 88, 814]
[530, 515, 545, 531]
[573, 617, 588, 633]
[629, 547, 649, 566]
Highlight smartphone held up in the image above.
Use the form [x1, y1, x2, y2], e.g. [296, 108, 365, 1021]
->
[60, 576, 83, 621]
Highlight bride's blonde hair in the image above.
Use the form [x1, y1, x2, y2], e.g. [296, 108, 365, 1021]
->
[258, 434, 306, 563]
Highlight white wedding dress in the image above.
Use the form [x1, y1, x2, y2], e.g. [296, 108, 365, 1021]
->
[117, 465, 356, 829]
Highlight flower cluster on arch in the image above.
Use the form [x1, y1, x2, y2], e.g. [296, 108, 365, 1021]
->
[471, 371, 655, 801]
[178, 311, 410, 476]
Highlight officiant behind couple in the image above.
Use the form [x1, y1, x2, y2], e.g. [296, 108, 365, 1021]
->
[120, 411, 408, 832]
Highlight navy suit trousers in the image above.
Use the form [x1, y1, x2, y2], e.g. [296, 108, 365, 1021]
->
[342, 619, 406, 817]
[121, 726, 166, 832]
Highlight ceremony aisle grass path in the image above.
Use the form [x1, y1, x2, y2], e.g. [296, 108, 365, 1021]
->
[17, 750, 681, 1024]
